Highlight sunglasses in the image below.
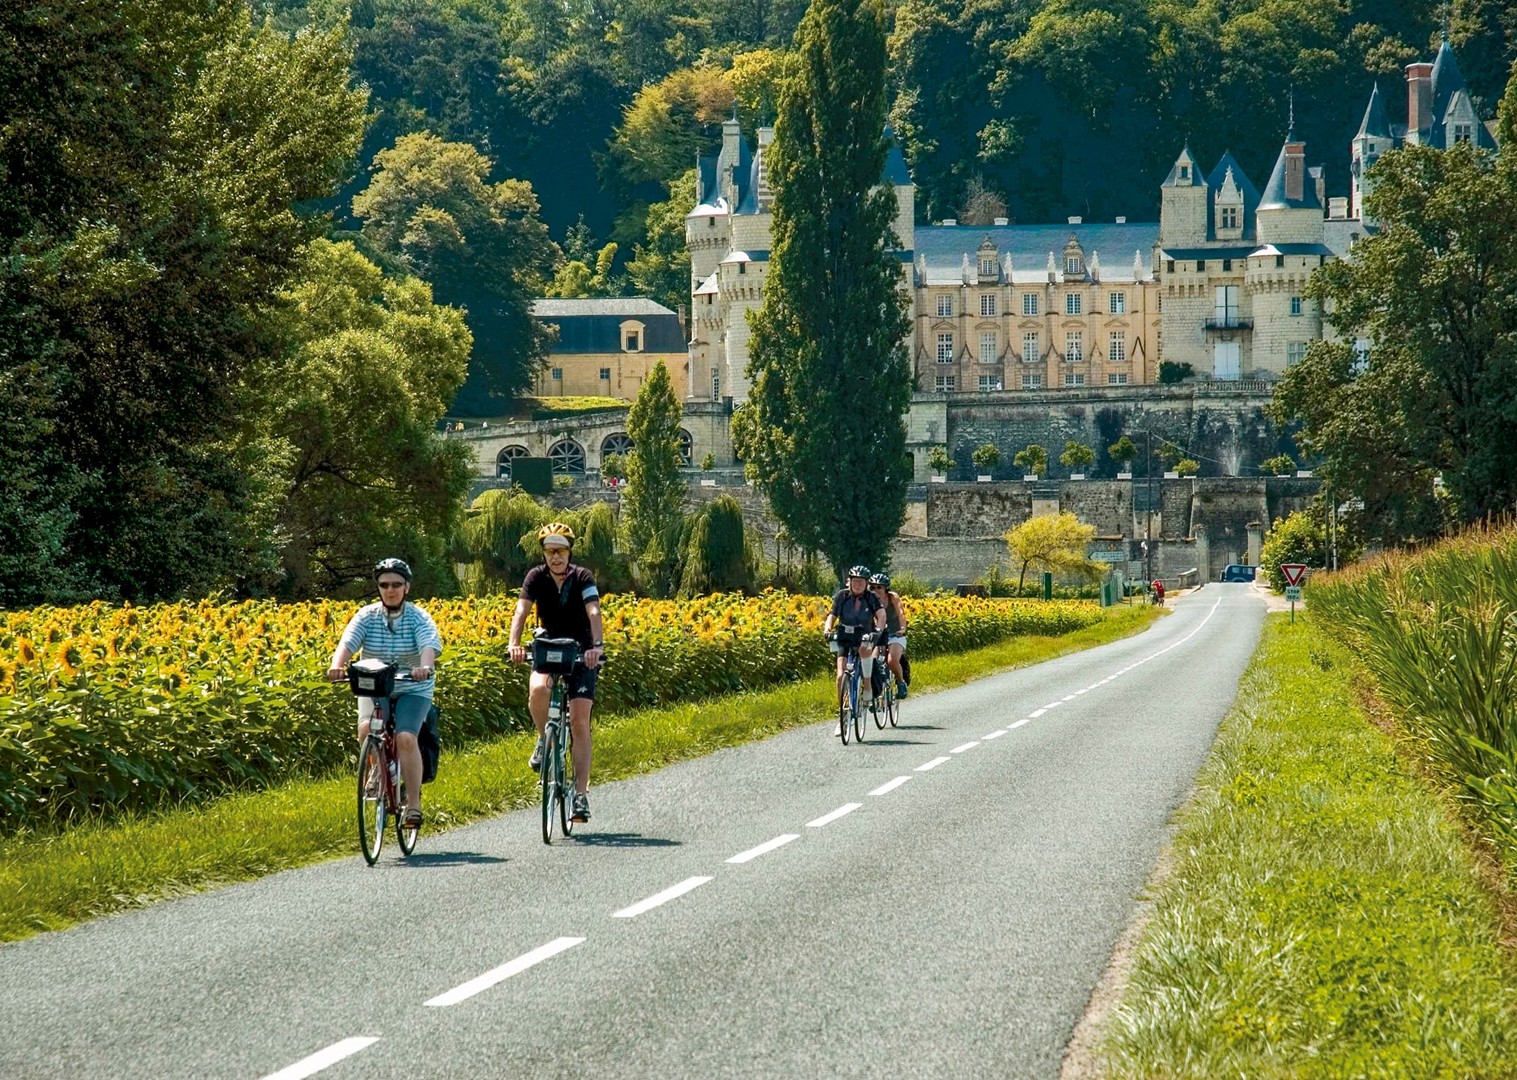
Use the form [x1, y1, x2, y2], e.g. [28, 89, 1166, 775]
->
[377, 580, 407, 589]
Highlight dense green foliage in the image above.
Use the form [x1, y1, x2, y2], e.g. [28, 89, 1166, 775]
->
[738, 0, 912, 580]
[1309, 527, 1517, 871]
[622, 361, 689, 595]
[1274, 115, 1517, 542]
[678, 495, 757, 596]
[1099, 617, 1517, 1076]
[1260, 509, 1326, 591]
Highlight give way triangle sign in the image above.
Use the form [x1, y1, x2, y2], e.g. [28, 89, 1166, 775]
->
[1280, 563, 1308, 587]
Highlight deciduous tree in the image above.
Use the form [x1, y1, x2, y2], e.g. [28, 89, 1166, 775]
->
[1004, 512, 1099, 592]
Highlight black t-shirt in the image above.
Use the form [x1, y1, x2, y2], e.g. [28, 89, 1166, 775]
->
[830, 587, 881, 629]
[521, 563, 600, 648]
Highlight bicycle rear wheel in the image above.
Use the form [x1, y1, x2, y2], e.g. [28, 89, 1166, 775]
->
[540, 722, 558, 844]
[558, 722, 575, 837]
[854, 682, 868, 742]
[874, 684, 889, 729]
[396, 775, 419, 855]
[888, 684, 900, 727]
[357, 737, 385, 865]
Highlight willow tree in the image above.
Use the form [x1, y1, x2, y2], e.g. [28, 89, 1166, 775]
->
[735, 0, 912, 579]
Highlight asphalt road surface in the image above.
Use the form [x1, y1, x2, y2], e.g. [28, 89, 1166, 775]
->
[1, 584, 1265, 1079]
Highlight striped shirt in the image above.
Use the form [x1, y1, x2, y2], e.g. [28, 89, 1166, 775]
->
[338, 602, 443, 697]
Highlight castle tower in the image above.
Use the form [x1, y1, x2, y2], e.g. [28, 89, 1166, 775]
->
[1160, 146, 1207, 248]
[1350, 83, 1391, 221]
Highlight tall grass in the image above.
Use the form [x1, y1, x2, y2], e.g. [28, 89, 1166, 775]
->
[1309, 523, 1517, 861]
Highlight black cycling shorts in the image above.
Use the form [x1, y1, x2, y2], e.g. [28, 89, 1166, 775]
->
[562, 663, 598, 702]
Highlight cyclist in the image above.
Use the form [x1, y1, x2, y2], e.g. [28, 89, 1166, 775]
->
[868, 572, 909, 699]
[823, 566, 887, 729]
[327, 558, 441, 831]
[508, 522, 605, 823]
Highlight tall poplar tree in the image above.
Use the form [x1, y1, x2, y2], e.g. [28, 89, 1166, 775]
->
[622, 360, 688, 595]
[735, 0, 912, 579]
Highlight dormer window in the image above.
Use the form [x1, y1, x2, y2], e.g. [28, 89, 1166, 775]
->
[1179, 165, 1190, 181]
[978, 257, 997, 277]
[620, 319, 646, 353]
[1453, 123, 1473, 144]
[1065, 256, 1081, 275]
[1220, 206, 1239, 230]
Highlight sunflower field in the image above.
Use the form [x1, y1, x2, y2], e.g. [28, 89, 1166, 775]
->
[0, 592, 1100, 825]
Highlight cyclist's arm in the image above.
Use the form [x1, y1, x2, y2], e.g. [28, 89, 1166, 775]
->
[327, 643, 354, 681]
[893, 593, 908, 634]
[584, 598, 605, 670]
[507, 597, 532, 662]
[328, 611, 365, 680]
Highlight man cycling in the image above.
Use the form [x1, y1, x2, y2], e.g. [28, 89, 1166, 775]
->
[823, 566, 887, 730]
[868, 572, 910, 699]
[328, 558, 441, 831]
[508, 522, 605, 823]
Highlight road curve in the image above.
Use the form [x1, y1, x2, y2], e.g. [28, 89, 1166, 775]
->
[0, 585, 1265, 1079]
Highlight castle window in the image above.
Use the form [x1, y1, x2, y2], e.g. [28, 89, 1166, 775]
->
[1108, 292, 1126, 315]
[1222, 259, 1232, 272]
[1023, 331, 1039, 361]
[934, 375, 956, 392]
[936, 295, 953, 318]
[1065, 255, 1082, 275]
[980, 293, 997, 317]
[1220, 206, 1239, 230]
[1179, 165, 1190, 181]
[599, 367, 611, 380]
[936, 333, 954, 363]
[1022, 373, 1042, 389]
[1167, 260, 1175, 274]
[1197, 260, 1207, 272]
[1108, 373, 1129, 385]
[550, 367, 563, 380]
[979, 332, 997, 364]
[1290, 296, 1302, 316]
[1109, 332, 1126, 363]
[1276, 255, 1285, 268]
[1065, 293, 1082, 316]
[1023, 293, 1039, 316]
[979, 257, 997, 277]
[1453, 123, 1473, 144]
[978, 374, 1002, 392]
[1066, 332, 1083, 363]
[1287, 342, 1307, 367]
[624, 331, 641, 351]
[1064, 372, 1086, 387]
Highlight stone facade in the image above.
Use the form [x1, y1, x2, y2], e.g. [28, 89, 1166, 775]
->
[531, 298, 688, 399]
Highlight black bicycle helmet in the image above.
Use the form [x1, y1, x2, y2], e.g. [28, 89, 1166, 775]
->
[373, 557, 413, 581]
[846, 565, 870, 580]
[869, 572, 891, 588]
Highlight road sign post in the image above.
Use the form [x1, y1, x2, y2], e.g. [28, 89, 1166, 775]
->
[1279, 564, 1308, 623]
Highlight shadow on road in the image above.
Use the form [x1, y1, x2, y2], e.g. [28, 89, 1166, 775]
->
[854, 738, 925, 746]
[395, 850, 508, 867]
[569, 832, 682, 848]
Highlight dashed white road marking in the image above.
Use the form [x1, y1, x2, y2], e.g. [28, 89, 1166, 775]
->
[1042, 702, 1063, 711]
[1061, 694, 1077, 702]
[983, 730, 1007, 740]
[425, 938, 585, 1007]
[1028, 708, 1047, 718]
[612, 877, 713, 919]
[869, 776, 912, 796]
[262, 1037, 378, 1080]
[727, 834, 799, 864]
[806, 803, 862, 828]
[915, 756, 950, 772]
[950, 741, 980, 754]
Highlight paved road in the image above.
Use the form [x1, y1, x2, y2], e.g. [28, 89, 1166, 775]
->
[0, 585, 1265, 1079]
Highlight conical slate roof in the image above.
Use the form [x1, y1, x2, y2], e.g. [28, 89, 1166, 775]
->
[1356, 82, 1392, 139]
[1258, 137, 1321, 211]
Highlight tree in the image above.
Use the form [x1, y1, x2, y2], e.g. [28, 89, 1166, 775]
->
[1059, 440, 1096, 474]
[1260, 454, 1296, 476]
[1273, 131, 1517, 540]
[735, 0, 912, 579]
[1175, 458, 1200, 477]
[1260, 509, 1326, 592]
[1004, 512, 1099, 592]
[604, 67, 734, 193]
[0, 0, 367, 604]
[971, 443, 1001, 473]
[678, 495, 756, 596]
[625, 169, 697, 313]
[1158, 361, 1195, 384]
[1107, 435, 1137, 472]
[622, 360, 688, 594]
[259, 239, 474, 596]
[352, 132, 558, 412]
[1013, 443, 1048, 477]
[927, 444, 953, 474]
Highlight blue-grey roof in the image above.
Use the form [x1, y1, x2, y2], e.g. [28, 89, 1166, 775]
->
[1161, 146, 1204, 188]
[913, 222, 1158, 281]
[1258, 138, 1321, 211]
[1430, 38, 1465, 127]
[1356, 82, 1392, 139]
[1252, 242, 1334, 257]
[1205, 152, 1259, 241]
[1160, 246, 1257, 262]
[696, 156, 719, 207]
[532, 299, 686, 354]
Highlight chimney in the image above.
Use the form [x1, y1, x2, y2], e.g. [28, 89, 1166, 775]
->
[1310, 166, 1325, 208]
[1115, 215, 1127, 224]
[1407, 63, 1434, 140]
[757, 126, 774, 148]
[1068, 215, 1083, 225]
[993, 217, 1009, 226]
[940, 218, 957, 226]
[1284, 142, 1305, 202]
[1328, 196, 1349, 219]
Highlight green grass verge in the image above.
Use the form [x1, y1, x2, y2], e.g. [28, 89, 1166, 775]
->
[0, 605, 1154, 944]
[1097, 615, 1517, 1078]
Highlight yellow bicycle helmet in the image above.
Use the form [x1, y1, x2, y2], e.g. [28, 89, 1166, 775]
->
[537, 521, 575, 548]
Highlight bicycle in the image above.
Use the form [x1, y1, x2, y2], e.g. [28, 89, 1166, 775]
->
[830, 626, 871, 745]
[346, 659, 421, 865]
[874, 650, 899, 729]
[530, 633, 585, 844]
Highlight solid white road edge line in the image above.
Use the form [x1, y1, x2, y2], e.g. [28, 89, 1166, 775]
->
[727, 834, 800, 864]
[915, 756, 951, 772]
[425, 937, 585, 1007]
[261, 1037, 379, 1080]
[869, 776, 912, 796]
[612, 877, 713, 919]
[806, 803, 862, 828]
[950, 741, 980, 754]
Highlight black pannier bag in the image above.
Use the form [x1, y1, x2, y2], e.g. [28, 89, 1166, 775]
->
[419, 704, 441, 784]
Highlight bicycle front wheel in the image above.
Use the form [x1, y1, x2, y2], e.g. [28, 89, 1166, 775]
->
[541, 722, 558, 845]
[837, 677, 850, 745]
[874, 685, 889, 729]
[854, 685, 868, 742]
[357, 737, 385, 865]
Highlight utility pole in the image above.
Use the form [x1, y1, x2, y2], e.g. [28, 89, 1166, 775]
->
[1145, 430, 1154, 584]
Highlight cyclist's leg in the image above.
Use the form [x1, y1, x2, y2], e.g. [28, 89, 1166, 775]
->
[393, 696, 429, 816]
[567, 666, 598, 796]
[527, 671, 553, 736]
[356, 696, 376, 742]
[887, 641, 904, 683]
[858, 640, 876, 697]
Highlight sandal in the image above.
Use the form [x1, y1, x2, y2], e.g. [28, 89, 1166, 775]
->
[403, 808, 423, 828]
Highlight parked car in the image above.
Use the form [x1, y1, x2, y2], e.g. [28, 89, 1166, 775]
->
[1220, 564, 1257, 582]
